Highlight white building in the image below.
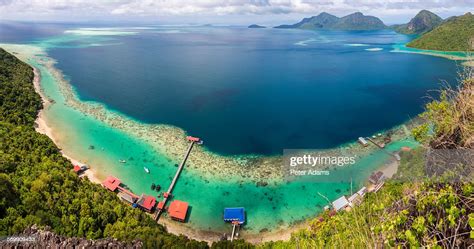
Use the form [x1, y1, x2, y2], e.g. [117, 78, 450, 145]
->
[332, 196, 350, 211]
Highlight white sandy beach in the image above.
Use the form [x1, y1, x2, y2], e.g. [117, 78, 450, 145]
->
[33, 67, 102, 184]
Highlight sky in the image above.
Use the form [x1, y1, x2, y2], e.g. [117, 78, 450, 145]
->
[0, 0, 473, 25]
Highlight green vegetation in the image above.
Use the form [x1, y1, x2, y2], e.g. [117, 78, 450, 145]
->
[407, 13, 474, 51]
[0, 48, 208, 248]
[393, 10, 443, 34]
[261, 178, 472, 248]
[259, 68, 474, 248]
[274, 12, 386, 30]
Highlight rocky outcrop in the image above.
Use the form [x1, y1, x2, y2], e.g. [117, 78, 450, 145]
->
[0, 225, 143, 248]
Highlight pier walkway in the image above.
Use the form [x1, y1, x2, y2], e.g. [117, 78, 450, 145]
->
[154, 137, 200, 221]
[366, 137, 400, 161]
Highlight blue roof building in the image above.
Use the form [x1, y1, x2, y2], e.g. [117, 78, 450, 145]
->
[223, 207, 245, 224]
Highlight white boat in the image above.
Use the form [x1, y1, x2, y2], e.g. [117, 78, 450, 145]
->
[144, 167, 150, 174]
[119, 159, 126, 163]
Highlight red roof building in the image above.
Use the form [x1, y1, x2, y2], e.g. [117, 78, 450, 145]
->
[137, 194, 156, 212]
[73, 165, 81, 173]
[73, 165, 88, 174]
[102, 176, 121, 192]
[186, 136, 200, 142]
[168, 200, 189, 222]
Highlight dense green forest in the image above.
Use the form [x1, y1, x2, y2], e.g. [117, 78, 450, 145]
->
[408, 12, 474, 51]
[0, 48, 208, 248]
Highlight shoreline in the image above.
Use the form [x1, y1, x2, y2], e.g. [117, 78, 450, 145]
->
[391, 44, 474, 67]
[28, 52, 315, 244]
[31, 43, 414, 183]
[32, 67, 102, 185]
[15, 42, 408, 244]
[31, 63, 308, 244]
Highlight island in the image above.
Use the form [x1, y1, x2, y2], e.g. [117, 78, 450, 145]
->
[407, 12, 474, 51]
[248, 24, 266, 28]
[274, 12, 386, 30]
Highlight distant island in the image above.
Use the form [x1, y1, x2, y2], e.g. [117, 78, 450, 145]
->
[392, 10, 443, 34]
[274, 12, 386, 30]
[248, 24, 266, 28]
[271, 10, 473, 52]
[407, 12, 474, 51]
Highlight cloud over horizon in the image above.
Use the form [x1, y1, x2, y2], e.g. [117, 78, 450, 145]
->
[0, 0, 472, 24]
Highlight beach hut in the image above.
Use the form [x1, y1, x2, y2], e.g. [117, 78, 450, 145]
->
[186, 136, 201, 142]
[223, 207, 246, 224]
[102, 176, 121, 192]
[348, 193, 362, 206]
[73, 164, 88, 174]
[357, 187, 367, 197]
[137, 194, 156, 212]
[73, 165, 81, 173]
[332, 196, 350, 212]
[358, 137, 368, 147]
[168, 200, 189, 222]
[369, 171, 385, 184]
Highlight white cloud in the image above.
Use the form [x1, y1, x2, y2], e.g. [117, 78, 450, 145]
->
[109, 0, 327, 15]
[0, 0, 472, 23]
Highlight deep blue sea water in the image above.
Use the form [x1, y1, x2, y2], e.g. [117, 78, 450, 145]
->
[1, 24, 458, 155]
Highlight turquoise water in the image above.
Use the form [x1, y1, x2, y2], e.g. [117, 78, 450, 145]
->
[392, 43, 473, 58]
[31, 45, 418, 233]
[1, 25, 443, 234]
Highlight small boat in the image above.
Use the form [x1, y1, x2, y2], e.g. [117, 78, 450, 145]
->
[151, 183, 156, 190]
[119, 159, 126, 164]
[155, 185, 161, 191]
[144, 167, 150, 174]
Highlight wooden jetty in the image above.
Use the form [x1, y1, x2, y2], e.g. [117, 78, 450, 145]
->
[366, 137, 400, 161]
[154, 136, 201, 221]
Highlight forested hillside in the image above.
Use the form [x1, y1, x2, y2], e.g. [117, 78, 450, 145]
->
[407, 13, 474, 51]
[0, 48, 207, 248]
